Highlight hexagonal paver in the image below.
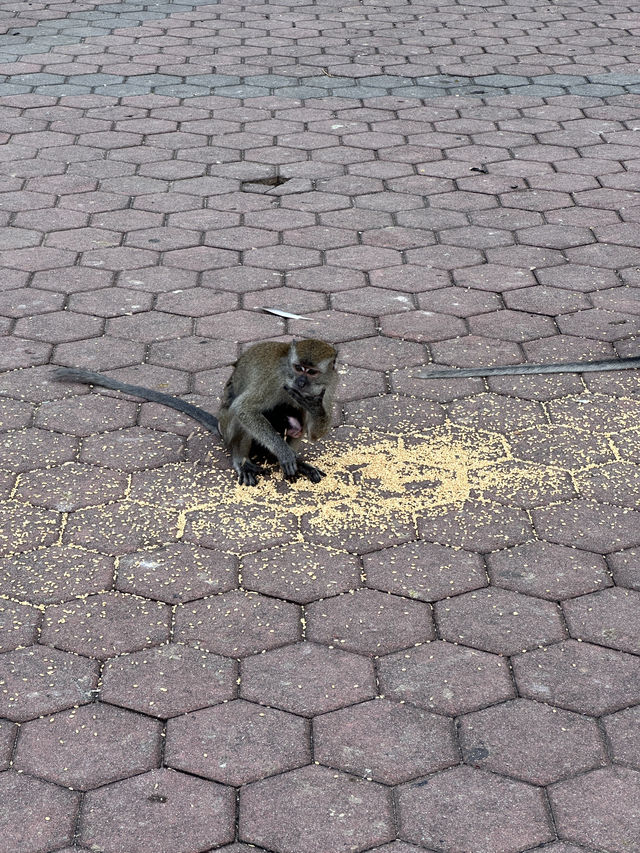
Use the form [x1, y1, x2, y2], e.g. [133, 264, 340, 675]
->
[400, 763, 553, 851]
[80, 769, 234, 853]
[447, 393, 547, 433]
[476, 461, 577, 508]
[15, 462, 129, 510]
[240, 765, 393, 853]
[64, 500, 179, 554]
[166, 699, 310, 785]
[431, 333, 523, 368]
[174, 590, 301, 657]
[381, 309, 466, 342]
[364, 541, 486, 601]
[0, 545, 114, 605]
[575, 461, 640, 508]
[117, 543, 238, 603]
[0, 645, 99, 721]
[563, 588, 640, 654]
[459, 698, 606, 784]
[344, 394, 444, 434]
[314, 698, 457, 783]
[509, 426, 615, 469]
[532, 500, 640, 553]
[0, 428, 77, 472]
[101, 644, 237, 718]
[548, 393, 640, 434]
[41, 592, 171, 659]
[486, 541, 612, 600]
[469, 309, 556, 342]
[550, 767, 640, 853]
[241, 542, 361, 603]
[306, 589, 434, 655]
[148, 336, 237, 372]
[513, 640, 640, 714]
[435, 588, 566, 655]
[79, 426, 184, 470]
[107, 310, 192, 342]
[418, 501, 533, 551]
[68, 286, 153, 316]
[14, 702, 162, 789]
[377, 641, 515, 715]
[0, 771, 79, 853]
[332, 286, 415, 315]
[241, 642, 376, 716]
[182, 505, 300, 553]
[14, 310, 103, 342]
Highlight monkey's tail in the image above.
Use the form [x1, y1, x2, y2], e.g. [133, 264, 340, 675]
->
[53, 367, 220, 434]
[417, 356, 640, 379]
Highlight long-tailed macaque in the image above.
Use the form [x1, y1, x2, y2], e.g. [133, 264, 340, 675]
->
[54, 338, 338, 486]
[418, 355, 640, 379]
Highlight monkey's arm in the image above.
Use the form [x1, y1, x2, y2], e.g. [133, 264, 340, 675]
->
[417, 356, 640, 379]
[53, 367, 219, 433]
[231, 398, 297, 476]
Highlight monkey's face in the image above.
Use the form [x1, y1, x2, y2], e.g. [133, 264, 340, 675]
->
[283, 339, 337, 413]
[285, 359, 330, 402]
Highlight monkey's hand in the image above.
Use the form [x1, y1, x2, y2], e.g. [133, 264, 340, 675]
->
[296, 461, 326, 483]
[278, 444, 298, 479]
[285, 386, 325, 416]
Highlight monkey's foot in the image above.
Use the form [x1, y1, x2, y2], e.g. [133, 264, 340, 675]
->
[235, 459, 265, 486]
[296, 461, 326, 483]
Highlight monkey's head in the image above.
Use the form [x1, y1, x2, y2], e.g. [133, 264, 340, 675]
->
[285, 339, 338, 397]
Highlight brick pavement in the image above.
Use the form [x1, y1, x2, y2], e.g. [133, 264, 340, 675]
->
[1, 0, 640, 851]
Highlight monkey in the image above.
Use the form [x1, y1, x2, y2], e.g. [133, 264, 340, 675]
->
[417, 355, 640, 380]
[54, 338, 338, 487]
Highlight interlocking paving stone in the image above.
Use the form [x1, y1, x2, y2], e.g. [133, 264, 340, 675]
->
[240, 542, 360, 603]
[101, 644, 237, 718]
[314, 698, 457, 784]
[397, 765, 553, 852]
[174, 589, 301, 656]
[0, 645, 99, 721]
[549, 767, 640, 853]
[79, 768, 235, 853]
[459, 698, 606, 784]
[240, 764, 393, 853]
[378, 641, 515, 715]
[166, 698, 310, 785]
[241, 642, 376, 716]
[436, 588, 566, 655]
[3, 0, 640, 849]
[14, 702, 163, 789]
[0, 771, 80, 853]
[306, 588, 434, 654]
[513, 640, 640, 715]
[486, 541, 612, 600]
[0, 544, 114, 604]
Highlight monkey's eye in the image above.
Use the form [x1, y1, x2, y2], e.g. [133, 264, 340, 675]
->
[306, 368, 319, 377]
[293, 363, 304, 373]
